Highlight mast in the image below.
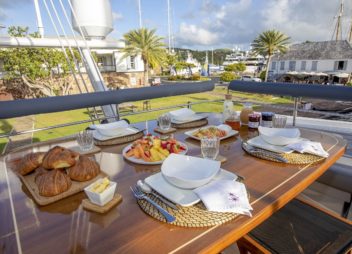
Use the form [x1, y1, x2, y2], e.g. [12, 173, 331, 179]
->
[33, 0, 44, 38]
[167, 0, 172, 53]
[138, 0, 142, 28]
[336, 0, 344, 41]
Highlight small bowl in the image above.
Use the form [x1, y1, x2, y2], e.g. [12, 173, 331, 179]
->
[258, 126, 301, 146]
[84, 178, 117, 206]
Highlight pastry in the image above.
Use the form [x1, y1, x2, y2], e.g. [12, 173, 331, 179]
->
[35, 169, 72, 197]
[18, 152, 46, 175]
[42, 146, 79, 169]
[68, 156, 100, 182]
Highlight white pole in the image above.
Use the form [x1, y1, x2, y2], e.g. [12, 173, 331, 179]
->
[167, 0, 171, 53]
[138, 0, 142, 28]
[33, 0, 44, 38]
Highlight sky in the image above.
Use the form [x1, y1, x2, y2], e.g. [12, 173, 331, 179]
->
[0, 0, 351, 50]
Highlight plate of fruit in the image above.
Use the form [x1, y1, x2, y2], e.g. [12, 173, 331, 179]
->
[122, 135, 188, 165]
[185, 125, 238, 141]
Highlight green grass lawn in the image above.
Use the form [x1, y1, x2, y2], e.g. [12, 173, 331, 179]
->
[0, 87, 293, 153]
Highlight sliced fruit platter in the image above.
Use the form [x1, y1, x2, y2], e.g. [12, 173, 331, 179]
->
[122, 135, 188, 165]
[184, 125, 238, 141]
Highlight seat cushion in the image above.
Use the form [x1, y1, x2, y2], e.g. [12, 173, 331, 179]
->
[249, 199, 352, 254]
[317, 156, 352, 193]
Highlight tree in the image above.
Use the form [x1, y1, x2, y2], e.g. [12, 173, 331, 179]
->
[0, 26, 79, 98]
[224, 63, 246, 74]
[174, 61, 196, 75]
[122, 28, 166, 85]
[251, 30, 290, 81]
[220, 71, 237, 82]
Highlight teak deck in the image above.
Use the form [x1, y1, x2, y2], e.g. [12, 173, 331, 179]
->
[0, 114, 347, 254]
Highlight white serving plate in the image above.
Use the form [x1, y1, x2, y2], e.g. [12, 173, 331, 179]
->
[144, 169, 238, 206]
[258, 126, 301, 146]
[93, 127, 140, 141]
[122, 142, 188, 165]
[161, 154, 221, 189]
[247, 136, 295, 154]
[184, 125, 238, 141]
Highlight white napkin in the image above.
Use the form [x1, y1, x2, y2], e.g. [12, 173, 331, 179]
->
[90, 120, 129, 130]
[90, 120, 133, 137]
[194, 180, 253, 216]
[286, 141, 329, 158]
[169, 108, 196, 121]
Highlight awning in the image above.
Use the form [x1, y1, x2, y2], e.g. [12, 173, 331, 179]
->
[285, 71, 328, 76]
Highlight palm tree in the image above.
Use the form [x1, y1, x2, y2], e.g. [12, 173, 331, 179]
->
[251, 30, 290, 81]
[122, 28, 166, 86]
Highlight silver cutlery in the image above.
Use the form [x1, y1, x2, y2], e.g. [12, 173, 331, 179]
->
[137, 180, 179, 210]
[130, 186, 176, 223]
[242, 142, 288, 163]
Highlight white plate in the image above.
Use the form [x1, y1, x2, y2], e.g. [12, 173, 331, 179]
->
[144, 169, 238, 206]
[122, 142, 188, 165]
[247, 136, 295, 154]
[184, 125, 238, 141]
[171, 114, 207, 124]
[93, 127, 140, 141]
[161, 154, 221, 189]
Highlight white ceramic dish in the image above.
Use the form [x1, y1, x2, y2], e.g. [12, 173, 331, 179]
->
[93, 127, 140, 141]
[258, 126, 301, 146]
[84, 178, 117, 206]
[184, 125, 238, 141]
[247, 136, 295, 154]
[94, 120, 129, 137]
[161, 154, 221, 189]
[144, 169, 238, 206]
[122, 142, 188, 165]
[171, 114, 207, 124]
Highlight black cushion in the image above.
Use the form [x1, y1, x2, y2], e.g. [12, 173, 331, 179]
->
[249, 199, 352, 254]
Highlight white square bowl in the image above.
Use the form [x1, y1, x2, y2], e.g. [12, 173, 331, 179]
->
[84, 179, 117, 206]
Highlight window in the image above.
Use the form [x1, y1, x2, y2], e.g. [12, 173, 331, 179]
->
[280, 61, 285, 70]
[311, 61, 318, 71]
[335, 60, 347, 70]
[271, 61, 277, 70]
[301, 61, 306, 71]
[289, 61, 296, 71]
[129, 56, 136, 69]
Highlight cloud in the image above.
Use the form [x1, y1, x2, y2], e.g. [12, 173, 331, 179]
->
[175, 0, 350, 48]
[112, 11, 123, 21]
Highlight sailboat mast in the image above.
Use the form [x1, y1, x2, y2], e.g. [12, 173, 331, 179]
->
[336, 0, 344, 41]
[167, 0, 171, 53]
[138, 0, 142, 28]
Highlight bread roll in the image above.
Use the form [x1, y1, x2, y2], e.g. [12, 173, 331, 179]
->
[35, 169, 72, 197]
[68, 156, 100, 182]
[42, 146, 79, 169]
[18, 152, 46, 175]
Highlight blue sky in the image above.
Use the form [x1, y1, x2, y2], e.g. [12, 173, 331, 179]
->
[0, 0, 351, 50]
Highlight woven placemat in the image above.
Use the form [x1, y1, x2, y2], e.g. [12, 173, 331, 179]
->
[172, 119, 208, 129]
[94, 131, 144, 146]
[136, 177, 246, 227]
[242, 143, 325, 165]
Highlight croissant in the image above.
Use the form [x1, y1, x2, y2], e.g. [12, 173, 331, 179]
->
[42, 146, 79, 169]
[35, 169, 72, 197]
[18, 152, 46, 175]
[68, 156, 100, 182]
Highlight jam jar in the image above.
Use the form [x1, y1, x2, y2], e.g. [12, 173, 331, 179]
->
[248, 113, 261, 129]
[261, 112, 275, 127]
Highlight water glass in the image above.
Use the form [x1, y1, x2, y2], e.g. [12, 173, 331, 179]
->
[273, 115, 287, 128]
[201, 137, 220, 160]
[76, 130, 94, 151]
[158, 113, 171, 131]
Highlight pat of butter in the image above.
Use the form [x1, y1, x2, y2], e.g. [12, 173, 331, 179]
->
[91, 177, 110, 193]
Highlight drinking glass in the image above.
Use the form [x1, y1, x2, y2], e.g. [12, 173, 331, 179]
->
[158, 113, 171, 131]
[201, 137, 220, 160]
[76, 130, 94, 151]
[273, 115, 287, 128]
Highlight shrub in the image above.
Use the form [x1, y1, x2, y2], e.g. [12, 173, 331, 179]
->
[190, 74, 201, 80]
[220, 71, 236, 82]
[346, 81, 352, 87]
[168, 75, 177, 81]
[259, 71, 266, 81]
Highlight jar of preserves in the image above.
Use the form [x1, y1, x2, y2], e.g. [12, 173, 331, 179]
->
[261, 112, 275, 127]
[248, 113, 261, 129]
[240, 103, 254, 126]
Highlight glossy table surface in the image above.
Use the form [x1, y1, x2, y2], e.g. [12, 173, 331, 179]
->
[0, 114, 347, 254]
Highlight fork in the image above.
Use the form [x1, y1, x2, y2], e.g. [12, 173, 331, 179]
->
[242, 142, 288, 163]
[130, 186, 176, 223]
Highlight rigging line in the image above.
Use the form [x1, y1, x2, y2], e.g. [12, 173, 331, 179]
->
[50, 0, 100, 122]
[67, 0, 117, 118]
[43, 0, 96, 123]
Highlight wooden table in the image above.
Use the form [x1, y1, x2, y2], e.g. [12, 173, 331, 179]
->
[0, 114, 347, 254]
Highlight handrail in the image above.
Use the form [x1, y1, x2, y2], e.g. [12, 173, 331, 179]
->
[0, 82, 214, 119]
[229, 81, 352, 101]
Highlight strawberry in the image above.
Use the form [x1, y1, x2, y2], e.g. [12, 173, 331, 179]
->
[161, 141, 167, 149]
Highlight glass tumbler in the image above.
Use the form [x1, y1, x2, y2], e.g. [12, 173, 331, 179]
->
[158, 113, 171, 131]
[201, 137, 220, 160]
[273, 115, 287, 128]
[76, 130, 94, 151]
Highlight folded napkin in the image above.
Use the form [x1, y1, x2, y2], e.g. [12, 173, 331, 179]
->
[90, 120, 129, 130]
[286, 140, 329, 158]
[169, 108, 196, 121]
[194, 180, 252, 216]
[90, 120, 135, 137]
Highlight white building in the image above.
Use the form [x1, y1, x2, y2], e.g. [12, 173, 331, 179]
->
[269, 40, 352, 84]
